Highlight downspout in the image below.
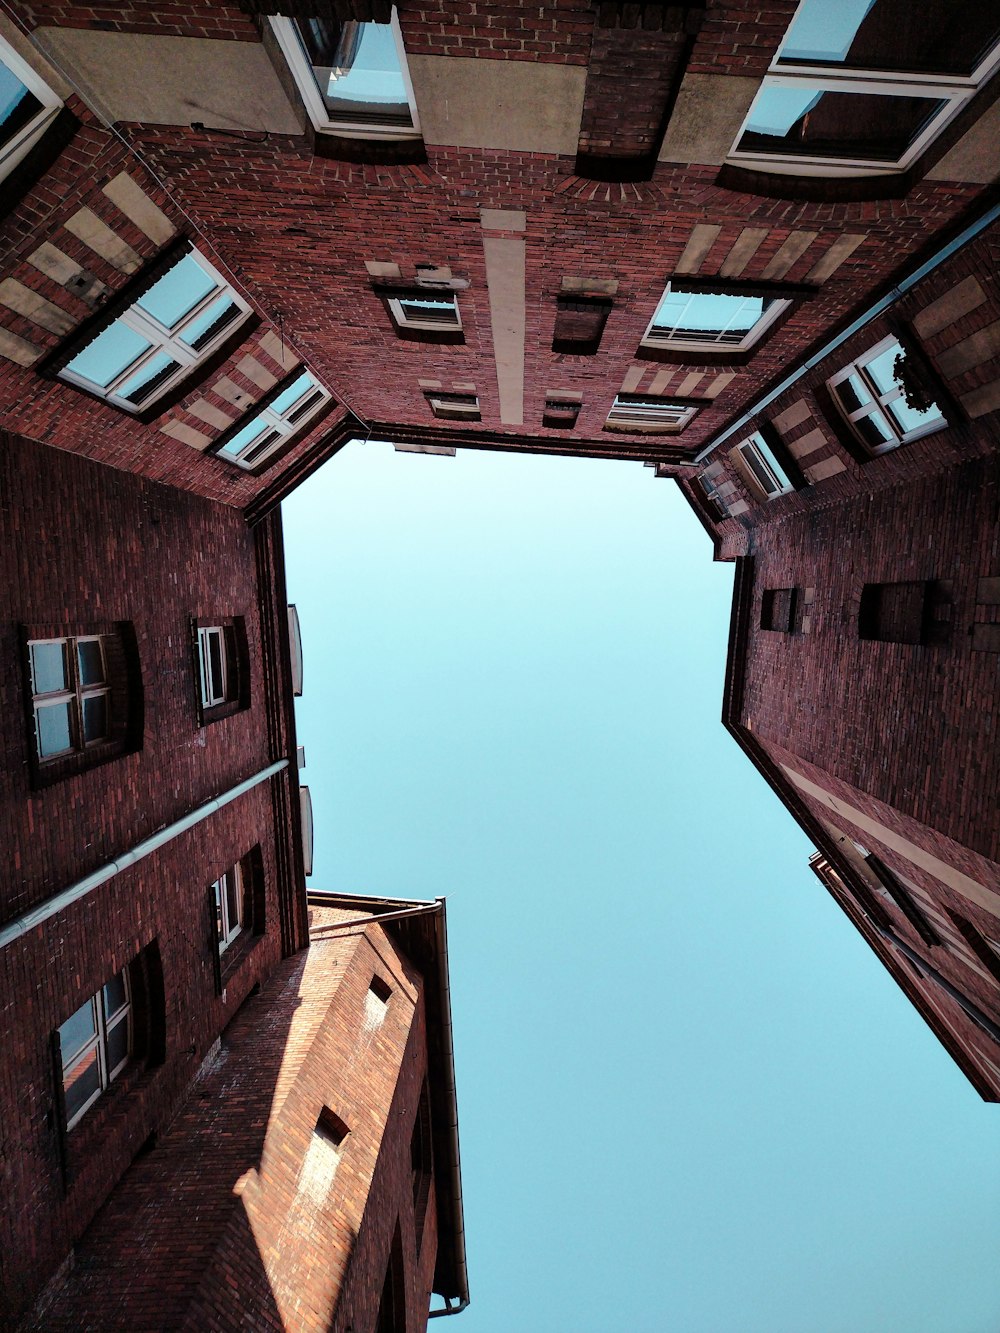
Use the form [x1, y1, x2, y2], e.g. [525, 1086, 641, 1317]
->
[427, 897, 470, 1318]
[0, 759, 288, 951]
[695, 197, 1000, 464]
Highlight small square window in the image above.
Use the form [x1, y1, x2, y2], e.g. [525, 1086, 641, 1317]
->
[552, 296, 611, 356]
[388, 293, 461, 333]
[642, 285, 789, 355]
[0, 35, 63, 186]
[58, 247, 252, 414]
[427, 392, 480, 421]
[271, 12, 420, 142]
[761, 588, 800, 633]
[606, 395, 699, 433]
[733, 431, 795, 499]
[216, 370, 332, 470]
[58, 968, 132, 1129]
[828, 336, 946, 454]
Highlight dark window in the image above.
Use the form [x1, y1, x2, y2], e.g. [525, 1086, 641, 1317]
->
[865, 853, 939, 947]
[191, 617, 250, 724]
[376, 1224, 407, 1333]
[760, 588, 799, 633]
[411, 1080, 433, 1256]
[946, 911, 1000, 984]
[552, 297, 612, 355]
[542, 396, 581, 430]
[426, 392, 480, 422]
[859, 581, 927, 644]
[22, 623, 142, 786]
[207, 847, 266, 993]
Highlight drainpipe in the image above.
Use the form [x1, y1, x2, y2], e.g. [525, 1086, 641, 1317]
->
[0, 759, 289, 951]
[694, 198, 1000, 464]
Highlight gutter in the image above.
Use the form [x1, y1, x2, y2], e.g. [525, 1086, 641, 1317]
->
[695, 197, 1000, 464]
[0, 759, 288, 951]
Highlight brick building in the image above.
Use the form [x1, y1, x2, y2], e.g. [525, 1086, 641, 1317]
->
[1, 0, 1000, 1323]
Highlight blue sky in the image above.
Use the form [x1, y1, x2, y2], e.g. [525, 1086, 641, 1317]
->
[284, 442, 1000, 1333]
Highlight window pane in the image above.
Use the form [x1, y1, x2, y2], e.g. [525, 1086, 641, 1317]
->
[103, 972, 128, 1020]
[856, 409, 895, 448]
[297, 19, 410, 120]
[220, 418, 268, 458]
[66, 321, 152, 389]
[270, 372, 314, 418]
[226, 872, 242, 935]
[656, 289, 766, 339]
[0, 57, 42, 148]
[137, 254, 218, 328]
[836, 373, 872, 412]
[118, 350, 178, 406]
[208, 632, 225, 698]
[180, 295, 241, 350]
[76, 639, 106, 686]
[888, 397, 945, 436]
[739, 86, 945, 161]
[106, 1014, 130, 1075]
[30, 640, 67, 694]
[59, 997, 97, 1062]
[36, 700, 73, 756]
[213, 880, 224, 941]
[82, 693, 109, 743]
[243, 431, 283, 466]
[779, 0, 1000, 78]
[63, 1045, 102, 1123]
[865, 342, 903, 395]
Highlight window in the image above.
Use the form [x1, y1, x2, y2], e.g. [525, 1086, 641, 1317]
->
[861, 850, 940, 947]
[59, 248, 252, 414]
[734, 432, 795, 499]
[642, 285, 789, 354]
[198, 625, 230, 708]
[696, 471, 732, 519]
[552, 296, 612, 355]
[542, 395, 582, 430]
[761, 587, 799, 633]
[270, 12, 420, 141]
[29, 636, 110, 761]
[58, 970, 131, 1129]
[606, 395, 699, 432]
[828, 336, 946, 453]
[193, 618, 248, 722]
[859, 581, 927, 644]
[215, 370, 331, 470]
[388, 293, 461, 333]
[427, 392, 480, 421]
[730, 1, 1000, 177]
[212, 862, 245, 954]
[411, 1081, 433, 1256]
[947, 911, 1000, 984]
[0, 34, 62, 185]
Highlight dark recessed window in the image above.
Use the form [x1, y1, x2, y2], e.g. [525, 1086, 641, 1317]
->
[552, 296, 611, 355]
[192, 617, 250, 723]
[862, 850, 940, 947]
[542, 396, 581, 429]
[760, 587, 799, 633]
[859, 581, 928, 644]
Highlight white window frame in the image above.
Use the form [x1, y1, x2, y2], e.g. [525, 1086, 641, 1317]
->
[59, 248, 252, 414]
[0, 34, 62, 185]
[213, 862, 244, 953]
[269, 10, 421, 141]
[387, 293, 462, 333]
[827, 334, 947, 454]
[218, 372, 332, 470]
[59, 969, 132, 1130]
[606, 396, 699, 433]
[29, 634, 110, 761]
[197, 625, 229, 708]
[427, 393, 479, 421]
[641, 284, 789, 354]
[733, 431, 795, 499]
[728, 6, 1000, 178]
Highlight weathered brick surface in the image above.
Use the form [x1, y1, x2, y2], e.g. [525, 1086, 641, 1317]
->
[21, 909, 438, 1333]
[16, 0, 258, 40]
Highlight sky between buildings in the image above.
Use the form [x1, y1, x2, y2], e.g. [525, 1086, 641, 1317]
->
[284, 442, 1000, 1333]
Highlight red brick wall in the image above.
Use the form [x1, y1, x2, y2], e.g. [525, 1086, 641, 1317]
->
[15, 0, 257, 40]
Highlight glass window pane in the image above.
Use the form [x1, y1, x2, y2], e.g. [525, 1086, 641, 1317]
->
[103, 972, 128, 1020]
[106, 1014, 130, 1075]
[656, 290, 766, 338]
[213, 880, 224, 941]
[36, 700, 73, 756]
[82, 693, 108, 743]
[65, 321, 152, 389]
[270, 372, 314, 418]
[856, 410, 895, 448]
[180, 296, 241, 350]
[59, 997, 97, 1062]
[30, 640, 67, 694]
[208, 632, 225, 698]
[298, 19, 410, 120]
[888, 397, 945, 436]
[226, 871, 242, 935]
[779, 0, 1000, 78]
[837, 373, 872, 411]
[63, 1045, 102, 1122]
[865, 341, 903, 394]
[220, 417, 268, 458]
[739, 86, 945, 162]
[0, 58, 42, 148]
[118, 350, 178, 406]
[76, 639, 105, 686]
[137, 254, 218, 329]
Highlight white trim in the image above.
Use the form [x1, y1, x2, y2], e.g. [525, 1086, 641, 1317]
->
[827, 334, 946, 453]
[641, 285, 789, 354]
[218, 371, 331, 470]
[0, 34, 63, 185]
[269, 10, 421, 142]
[59, 249, 252, 414]
[213, 862, 244, 953]
[428, 394, 479, 420]
[60, 968, 132, 1130]
[197, 625, 228, 707]
[727, 8, 1000, 177]
[606, 396, 699, 433]
[733, 431, 794, 499]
